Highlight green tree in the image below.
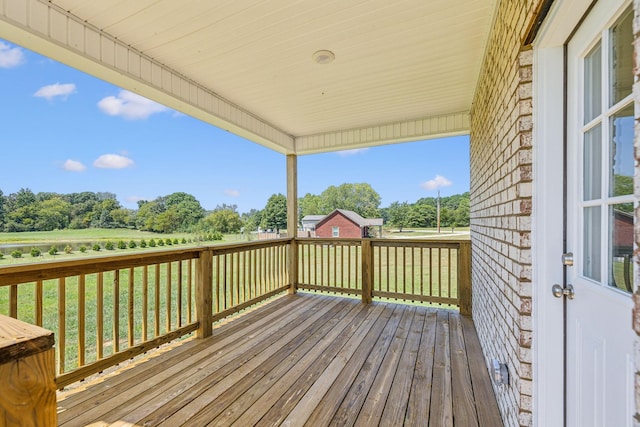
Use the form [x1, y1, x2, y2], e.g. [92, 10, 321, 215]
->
[386, 201, 411, 232]
[202, 209, 243, 233]
[299, 193, 324, 218]
[0, 189, 5, 230]
[319, 183, 380, 217]
[407, 203, 437, 228]
[164, 192, 205, 230]
[261, 194, 288, 231]
[35, 197, 71, 231]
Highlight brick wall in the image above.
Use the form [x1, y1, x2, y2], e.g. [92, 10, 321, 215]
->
[469, 1, 541, 426]
[315, 213, 363, 238]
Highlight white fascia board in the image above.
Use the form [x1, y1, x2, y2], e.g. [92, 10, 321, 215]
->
[295, 111, 470, 155]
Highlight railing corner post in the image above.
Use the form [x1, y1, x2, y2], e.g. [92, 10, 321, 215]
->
[458, 241, 472, 316]
[361, 239, 373, 304]
[196, 249, 213, 338]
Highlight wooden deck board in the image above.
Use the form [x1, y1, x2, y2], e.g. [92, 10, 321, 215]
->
[57, 293, 503, 427]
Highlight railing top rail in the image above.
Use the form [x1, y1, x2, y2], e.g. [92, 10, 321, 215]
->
[296, 237, 363, 245]
[206, 238, 292, 255]
[369, 238, 467, 248]
[0, 247, 204, 286]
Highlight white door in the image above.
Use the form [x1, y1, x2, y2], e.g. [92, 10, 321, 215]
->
[566, 1, 635, 425]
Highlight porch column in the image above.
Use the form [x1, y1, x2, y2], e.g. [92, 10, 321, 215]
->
[287, 154, 298, 294]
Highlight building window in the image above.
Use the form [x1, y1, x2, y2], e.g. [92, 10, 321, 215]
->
[332, 227, 339, 237]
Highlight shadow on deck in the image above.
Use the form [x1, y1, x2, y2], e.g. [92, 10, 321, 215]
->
[57, 293, 503, 426]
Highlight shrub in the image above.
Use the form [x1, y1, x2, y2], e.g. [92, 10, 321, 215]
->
[105, 241, 115, 250]
[129, 240, 137, 249]
[92, 244, 101, 251]
[11, 250, 22, 258]
[149, 239, 156, 247]
[48, 246, 58, 256]
[30, 247, 41, 257]
[181, 237, 187, 244]
[212, 232, 223, 240]
[157, 239, 165, 246]
[79, 246, 87, 253]
[165, 238, 172, 246]
[0, 252, 4, 259]
[117, 240, 127, 249]
[64, 245, 73, 254]
[140, 239, 147, 248]
[173, 238, 179, 245]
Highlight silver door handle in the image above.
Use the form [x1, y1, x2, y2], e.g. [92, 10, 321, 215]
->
[552, 284, 575, 299]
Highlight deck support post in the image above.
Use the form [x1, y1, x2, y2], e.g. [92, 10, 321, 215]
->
[361, 239, 373, 303]
[458, 241, 472, 316]
[196, 249, 213, 338]
[287, 154, 298, 295]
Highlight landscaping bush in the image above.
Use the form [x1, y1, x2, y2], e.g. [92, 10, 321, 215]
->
[79, 246, 87, 253]
[140, 239, 147, 248]
[30, 247, 41, 257]
[64, 245, 73, 254]
[212, 232, 223, 240]
[149, 239, 156, 247]
[181, 237, 187, 244]
[117, 240, 127, 249]
[105, 241, 115, 250]
[11, 250, 22, 258]
[48, 246, 58, 256]
[173, 238, 179, 245]
[129, 240, 137, 249]
[0, 252, 4, 260]
[165, 238, 172, 246]
[157, 239, 164, 246]
[92, 244, 101, 251]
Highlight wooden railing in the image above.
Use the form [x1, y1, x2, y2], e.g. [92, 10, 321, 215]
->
[297, 238, 471, 313]
[0, 240, 292, 388]
[0, 236, 469, 393]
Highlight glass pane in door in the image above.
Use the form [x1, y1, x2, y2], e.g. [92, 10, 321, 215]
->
[609, 202, 633, 292]
[583, 124, 602, 200]
[584, 42, 602, 124]
[610, 8, 633, 105]
[610, 104, 634, 197]
[583, 206, 602, 281]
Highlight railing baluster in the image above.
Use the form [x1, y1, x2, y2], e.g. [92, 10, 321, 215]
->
[154, 264, 160, 337]
[58, 277, 66, 374]
[215, 255, 221, 313]
[448, 248, 453, 299]
[177, 261, 183, 327]
[142, 266, 148, 341]
[9, 284, 17, 318]
[97, 272, 104, 359]
[113, 271, 119, 354]
[78, 274, 86, 367]
[166, 262, 172, 332]
[36, 280, 43, 326]
[187, 259, 192, 324]
[128, 267, 134, 348]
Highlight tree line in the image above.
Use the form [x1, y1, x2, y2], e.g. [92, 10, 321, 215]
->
[0, 184, 469, 234]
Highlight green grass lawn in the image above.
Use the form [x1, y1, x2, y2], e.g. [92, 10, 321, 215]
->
[382, 227, 470, 240]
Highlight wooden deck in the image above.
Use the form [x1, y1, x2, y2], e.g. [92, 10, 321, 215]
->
[56, 293, 502, 426]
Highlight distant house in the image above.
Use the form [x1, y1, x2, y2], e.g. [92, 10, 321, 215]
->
[314, 209, 383, 238]
[301, 215, 325, 232]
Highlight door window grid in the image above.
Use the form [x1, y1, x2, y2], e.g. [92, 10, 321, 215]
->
[579, 6, 634, 293]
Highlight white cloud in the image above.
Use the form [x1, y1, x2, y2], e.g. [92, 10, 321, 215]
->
[62, 159, 86, 172]
[34, 83, 77, 101]
[97, 90, 169, 120]
[93, 154, 134, 169]
[336, 148, 369, 157]
[420, 175, 452, 191]
[0, 42, 25, 68]
[224, 189, 240, 197]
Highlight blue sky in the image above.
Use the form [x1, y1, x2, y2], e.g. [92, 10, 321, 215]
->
[0, 40, 469, 214]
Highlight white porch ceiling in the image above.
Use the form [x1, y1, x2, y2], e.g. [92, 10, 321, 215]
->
[0, 0, 496, 155]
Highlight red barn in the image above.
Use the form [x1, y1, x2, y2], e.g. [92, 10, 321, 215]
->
[314, 209, 383, 238]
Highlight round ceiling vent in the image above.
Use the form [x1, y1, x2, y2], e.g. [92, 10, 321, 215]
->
[312, 50, 335, 64]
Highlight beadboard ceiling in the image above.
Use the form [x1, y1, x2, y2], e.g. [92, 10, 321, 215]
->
[0, 0, 497, 154]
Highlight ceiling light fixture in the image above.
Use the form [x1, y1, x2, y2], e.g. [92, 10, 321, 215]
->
[312, 50, 335, 64]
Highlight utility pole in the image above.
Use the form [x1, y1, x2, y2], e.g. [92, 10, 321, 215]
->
[437, 190, 441, 233]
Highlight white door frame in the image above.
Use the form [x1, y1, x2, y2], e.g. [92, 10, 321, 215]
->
[532, 0, 594, 425]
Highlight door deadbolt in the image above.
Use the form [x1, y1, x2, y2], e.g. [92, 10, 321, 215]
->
[552, 284, 575, 299]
